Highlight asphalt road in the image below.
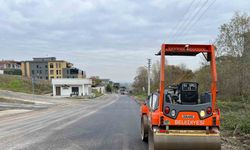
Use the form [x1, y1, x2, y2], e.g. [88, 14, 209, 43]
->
[0, 94, 147, 150]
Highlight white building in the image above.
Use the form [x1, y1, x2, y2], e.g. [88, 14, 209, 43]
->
[92, 86, 105, 94]
[52, 78, 92, 97]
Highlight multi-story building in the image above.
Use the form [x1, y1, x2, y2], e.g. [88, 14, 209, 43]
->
[0, 60, 21, 69]
[62, 68, 86, 79]
[48, 60, 72, 80]
[21, 57, 56, 80]
[21, 57, 85, 80]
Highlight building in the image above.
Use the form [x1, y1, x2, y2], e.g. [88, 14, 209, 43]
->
[0, 60, 21, 75]
[90, 76, 100, 86]
[48, 60, 72, 80]
[0, 60, 21, 69]
[63, 68, 86, 78]
[52, 78, 92, 97]
[21, 57, 85, 80]
[100, 79, 110, 86]
[92, 86, 105, 94]
[21, 57, 56, 80]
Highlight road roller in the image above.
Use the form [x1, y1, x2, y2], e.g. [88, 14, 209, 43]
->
[140, 44, 221, 150]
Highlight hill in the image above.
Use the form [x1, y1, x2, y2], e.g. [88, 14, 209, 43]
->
[0, 75, 52, 95]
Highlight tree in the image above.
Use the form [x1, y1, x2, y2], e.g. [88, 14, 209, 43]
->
[215, 12, 250, 98]
[132, 67, 148, 94]
[105, 84, 112, 93]
[132, 62, 194, 94]
[216, 12, 250, 57]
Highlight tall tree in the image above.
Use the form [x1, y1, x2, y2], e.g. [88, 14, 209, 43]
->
[132, 67, 148, 94]
[214, 12, 250, 98]
[216, 12, 250, 57]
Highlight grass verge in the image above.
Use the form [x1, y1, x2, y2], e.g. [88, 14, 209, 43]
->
[0, 75, 52, 95]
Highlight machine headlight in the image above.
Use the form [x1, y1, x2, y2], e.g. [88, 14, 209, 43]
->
[200, 110, 205, 118]
[171, 109, 176, 117]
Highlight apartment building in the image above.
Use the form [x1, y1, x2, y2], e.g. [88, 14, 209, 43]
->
[48, 60, 72, 80]
[21, 57, 55, 80]
[21, 57, 86, 80]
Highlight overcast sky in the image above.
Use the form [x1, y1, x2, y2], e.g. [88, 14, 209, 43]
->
[0, 0, 249, 82]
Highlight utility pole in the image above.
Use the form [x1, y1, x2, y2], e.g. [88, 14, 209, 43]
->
[32, 76, 35, 100]
[147, 58, 151, 96]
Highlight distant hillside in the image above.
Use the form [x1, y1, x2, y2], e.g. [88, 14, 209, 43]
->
[0, 75, 52, 95]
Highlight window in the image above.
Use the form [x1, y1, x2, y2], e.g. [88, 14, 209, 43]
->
[67, 70, 69, 74]
[50, 63, 54, 68]
[37, 65, 39, 68]
[45, 65, 48, 68]
[56, 70, 59, 75]
[59, 70, 61, 74]
[149, 95, 153, 109]
[45, 70, 48, 74]
[46, 76, 48, 80]
[51, 76, 54, 79]
[72, 87, 79, 95]
[50, 70, 54, 74]
[59, 63, 61, 68]
[149, 94, 158, 111]
[56, 63, 58, 68]
[37, 70, 39, 74]
[40, 70, 42, 74]
[32, 70, 34, 75]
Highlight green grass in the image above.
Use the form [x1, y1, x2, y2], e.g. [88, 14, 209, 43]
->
[0, 75, 52, 95]
[133, 93, 147, 101]
[218, 98, 250, 134]
[92, 89, 104, 98]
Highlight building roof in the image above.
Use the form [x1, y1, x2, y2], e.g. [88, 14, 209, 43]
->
[52, 78, 92, 85]
[0, 60, 21, 65]
[100, 79, 110, 81]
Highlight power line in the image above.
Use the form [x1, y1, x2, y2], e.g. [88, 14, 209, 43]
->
[172, 0, 210, 42]
[180, 0, 217, 42]
[170, 0, 196, 42]
[147, 58, 151, 96]
[171, 0, 204, 42]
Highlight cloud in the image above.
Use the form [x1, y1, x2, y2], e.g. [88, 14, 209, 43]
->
[0, 0, 249, 82]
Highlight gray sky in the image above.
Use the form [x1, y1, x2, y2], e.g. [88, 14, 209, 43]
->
[0, 0, 249, 82]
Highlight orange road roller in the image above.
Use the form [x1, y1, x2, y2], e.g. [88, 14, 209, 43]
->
[140, 44, 221, 150]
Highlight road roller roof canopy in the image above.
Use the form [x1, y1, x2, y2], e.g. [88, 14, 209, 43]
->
[157, 43, 218, 112]
[156, 44, 214, 61]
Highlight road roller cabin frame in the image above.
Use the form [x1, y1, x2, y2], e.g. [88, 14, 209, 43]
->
[140, 43, 221, 150]
[157, 44, 218, 115]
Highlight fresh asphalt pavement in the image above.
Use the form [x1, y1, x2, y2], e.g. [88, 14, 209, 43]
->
[0, 94, 147, 150]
